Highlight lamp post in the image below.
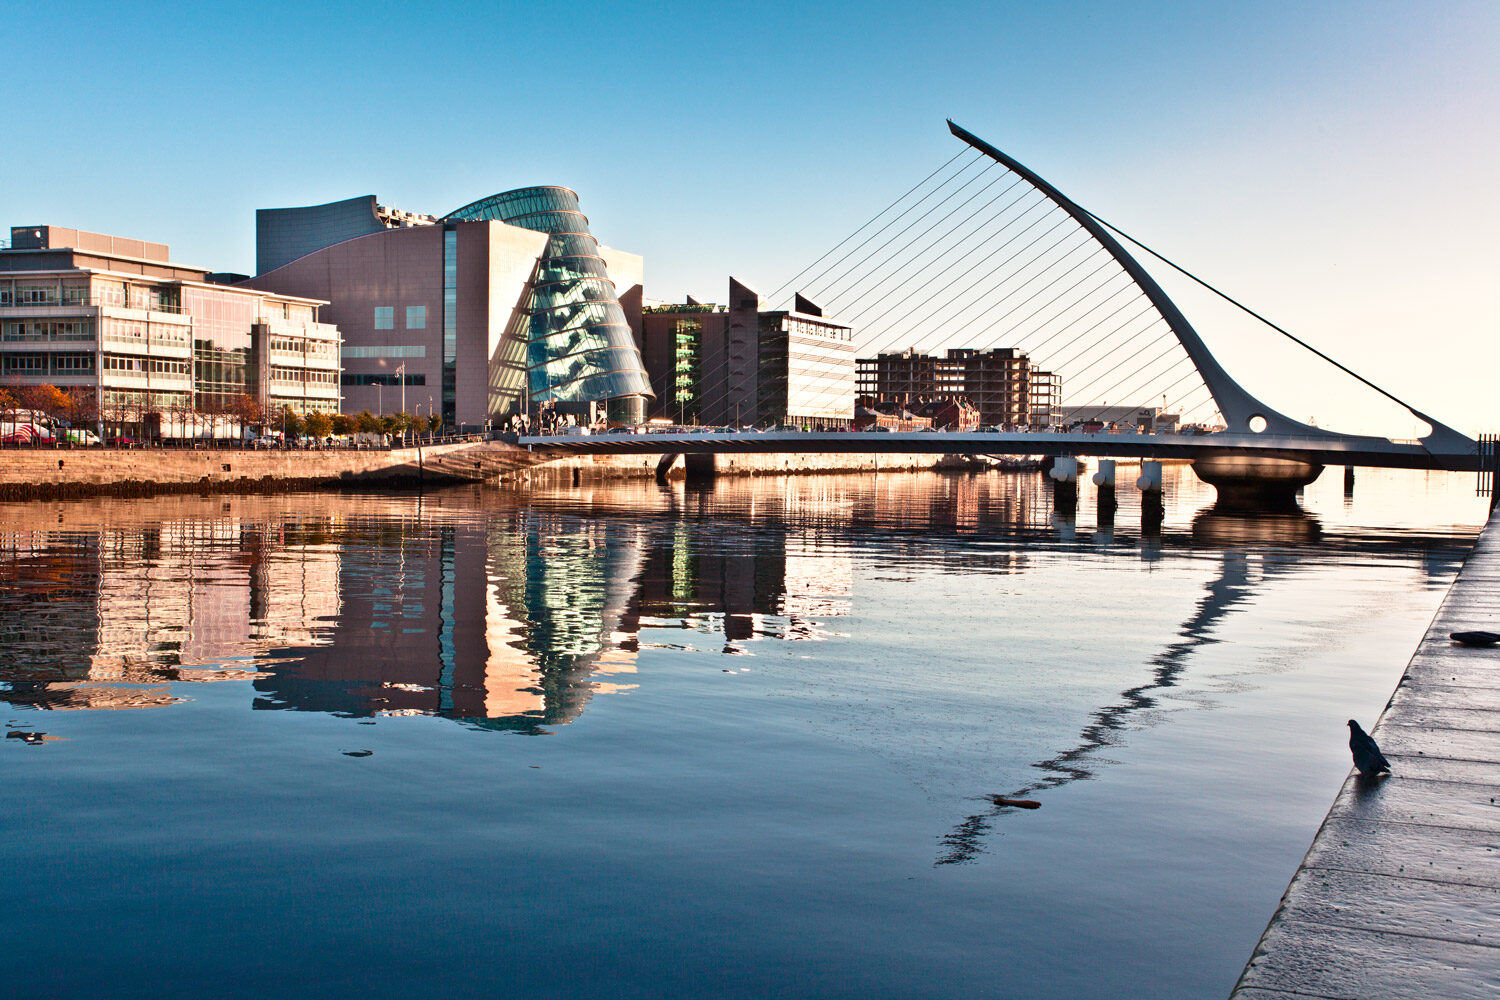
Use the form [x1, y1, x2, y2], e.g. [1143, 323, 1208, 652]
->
[396, 363, 406, 445]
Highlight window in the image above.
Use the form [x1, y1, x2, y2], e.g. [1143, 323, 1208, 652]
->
[406, 305, 427, 329]
[4, 354, 46, 372]
[374, 307, 394, 330]
[340, 373, 426, 386]
[52, 354, 94, 373]
[343, 345, 426, 358]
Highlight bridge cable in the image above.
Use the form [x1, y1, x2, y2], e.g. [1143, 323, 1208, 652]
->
[844, 196, 1060, 344]
[838, 185, 1039, 328]
[1084, 210, 1431, 419]
[772, 151, 986, 309]
[831, 177, 1027, 321]
[802, 158, 1004, 304]
[765, 148, 971, 304]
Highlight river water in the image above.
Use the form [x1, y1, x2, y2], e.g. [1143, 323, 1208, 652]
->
[0, 465, 1486, 998]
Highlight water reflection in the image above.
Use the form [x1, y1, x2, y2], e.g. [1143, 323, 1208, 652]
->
[938, 548, 1261, 864]
[0, 478, 1474, 744]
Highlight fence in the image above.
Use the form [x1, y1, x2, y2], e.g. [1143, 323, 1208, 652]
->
[1480, 433, 1498, 508]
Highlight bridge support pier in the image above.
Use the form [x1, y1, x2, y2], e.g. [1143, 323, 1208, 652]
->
[1049, 456, 1079, 514]
[1343, 464, 1355, 499]
[655, 453, 684, 483]
[1137, 461, 1164, 534]
[1093, 460, 1117, 523]
[683, 452, 717, 483]
[1191, 455, 1323, 512]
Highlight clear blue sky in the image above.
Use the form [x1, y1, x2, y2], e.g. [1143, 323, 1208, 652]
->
[5, 1, 1497, 434]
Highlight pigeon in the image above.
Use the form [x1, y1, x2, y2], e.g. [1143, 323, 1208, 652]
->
[1347, 720, 1390, 777]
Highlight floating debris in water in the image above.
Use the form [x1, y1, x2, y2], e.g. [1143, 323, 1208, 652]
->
[988, 796, 1041, 809]
[6, 731, 62, 745]
[341, 749, 373, 757]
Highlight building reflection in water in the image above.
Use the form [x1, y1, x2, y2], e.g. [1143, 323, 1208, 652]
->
[0, 479, 1470, 747]
[0, 493, 855, 732]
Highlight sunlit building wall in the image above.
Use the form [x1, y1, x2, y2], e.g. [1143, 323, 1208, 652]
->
[248, 189, 650, 428]
[642, 278, 855, 428]
[0, 225, 341, 430]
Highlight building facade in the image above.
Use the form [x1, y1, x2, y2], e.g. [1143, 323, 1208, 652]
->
[642, 279, 855, 428]
[856, 346, 1055, 429]
[247, 187, 651, 429]
[0, 225, 340, 436]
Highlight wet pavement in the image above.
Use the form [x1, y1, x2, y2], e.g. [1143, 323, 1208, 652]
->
[1232, 508, 1500, 999]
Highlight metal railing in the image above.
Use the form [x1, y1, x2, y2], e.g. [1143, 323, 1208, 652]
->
[1480, 433, 1497, 506]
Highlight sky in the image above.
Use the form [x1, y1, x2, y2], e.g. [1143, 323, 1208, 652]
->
[4, 1, 1497, 436]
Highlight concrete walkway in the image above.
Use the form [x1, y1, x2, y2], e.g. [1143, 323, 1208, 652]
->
[1231, 510, 1500, 998]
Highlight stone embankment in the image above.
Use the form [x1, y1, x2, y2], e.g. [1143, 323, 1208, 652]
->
[0, 442, 955, 499]
[1230, 508, 1500, 999]
[0, 441, 543, 500]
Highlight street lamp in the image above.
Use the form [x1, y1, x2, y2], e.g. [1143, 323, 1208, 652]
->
[396, 363, 406, 445]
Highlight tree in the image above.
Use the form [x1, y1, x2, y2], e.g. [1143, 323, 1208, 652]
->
[427, 413, 441, 434]
[230, 394, 264, 437]
[356, 410, 381, 435]
[66, 389, 99, 429]
[279, 406, 305, 438]
[330, 413, 355, 436]
[303, 411, 332, 439]
[16, 383, 72, 422]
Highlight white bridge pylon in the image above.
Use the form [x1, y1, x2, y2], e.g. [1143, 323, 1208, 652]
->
[941, 120, 1475, 463]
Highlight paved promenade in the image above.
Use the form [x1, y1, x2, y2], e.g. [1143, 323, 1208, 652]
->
[1231, 509, 1500, 998]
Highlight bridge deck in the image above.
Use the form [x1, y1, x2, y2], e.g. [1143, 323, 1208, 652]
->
[518, 428, 1480, 472]
[1230, 507, 1500, 999]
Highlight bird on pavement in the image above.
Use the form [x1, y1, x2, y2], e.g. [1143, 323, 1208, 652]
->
[1347, 719, 1391, 777]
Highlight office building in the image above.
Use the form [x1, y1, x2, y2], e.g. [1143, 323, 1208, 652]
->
[642, 279, 855, 428]
[856, 346, 1055, 429]
[246, 188, 651, 428]
[0, 225, 340, 435]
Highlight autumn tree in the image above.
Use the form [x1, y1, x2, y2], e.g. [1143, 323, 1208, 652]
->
[356, 410, 381, 435]
[279, 406, 305, 438]
[330, 413, 355, 436]
[303, 411, 332, 439]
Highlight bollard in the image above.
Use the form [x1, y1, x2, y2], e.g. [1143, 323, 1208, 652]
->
[1093, 459, 1117, 519]
[1136, 460, 1164, 533]
[1049, 456, 1078, 514]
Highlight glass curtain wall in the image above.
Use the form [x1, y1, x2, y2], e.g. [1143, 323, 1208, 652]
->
[441, 187, 651, 424]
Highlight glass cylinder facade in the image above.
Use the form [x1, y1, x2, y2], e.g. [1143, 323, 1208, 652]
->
[441, 187, 652, 415]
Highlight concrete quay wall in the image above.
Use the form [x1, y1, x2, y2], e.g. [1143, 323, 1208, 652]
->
[1231, 508, 1500, 999]
[0, 444, 954, 499]
[512, 450, 949, 483]
[0, 441, 516, 499]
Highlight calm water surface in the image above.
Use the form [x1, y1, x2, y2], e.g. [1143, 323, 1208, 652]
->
[0, 466, 1486, 998]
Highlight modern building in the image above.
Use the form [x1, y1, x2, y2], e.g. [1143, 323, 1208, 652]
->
[642, 278, 855, 428]
[0, 225, 340, 436]
[1029, 369, 1062, 429]
[855, 346, 1054, 429]
[1055, 403, 1179, 432]
[246, 187, 652, 429]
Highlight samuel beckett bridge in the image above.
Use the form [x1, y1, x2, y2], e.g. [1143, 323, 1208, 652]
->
[520, 120, 1486, 507]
